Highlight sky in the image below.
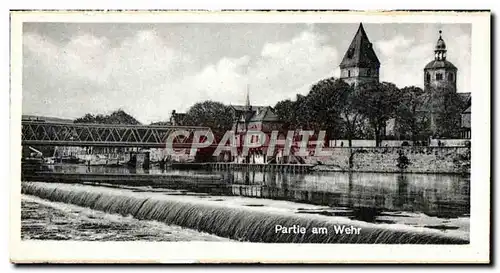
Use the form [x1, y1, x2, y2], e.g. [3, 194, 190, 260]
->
[22, 23, 471, 124]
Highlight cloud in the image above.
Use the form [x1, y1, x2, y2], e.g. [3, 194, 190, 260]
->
[375, 33, 470, 92]
[250, 31, 338, 103]
[376, 36, 433, 88]
[376, 35, 414, 56]
[23, 29, 338, 123]
[22, 25, 469, 124]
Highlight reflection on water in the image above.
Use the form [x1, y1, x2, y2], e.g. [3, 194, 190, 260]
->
[225, 171, 469, 220]
[47, 164, 470, 220]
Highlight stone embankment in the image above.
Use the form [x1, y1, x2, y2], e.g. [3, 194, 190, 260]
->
[307, 147, 470, 174]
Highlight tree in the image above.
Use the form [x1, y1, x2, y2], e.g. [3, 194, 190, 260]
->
[105, 110, 141, 125]
[394, 86, 430, 141]
[183, 101, 234, 133]
[73, 113, 95, 124]
[355, 82, 400, 147]
[294, 94, 310, 130]
[434, 90, 465, 138]
[274, 99, 296, 130]
[74, 109, 141, 125]
[304, 78, 345, 139]
[333, 79, 364, 146]
[275, 78, 368, 145]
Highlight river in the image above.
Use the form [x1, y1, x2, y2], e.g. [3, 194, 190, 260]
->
[23, 164, 470, 241]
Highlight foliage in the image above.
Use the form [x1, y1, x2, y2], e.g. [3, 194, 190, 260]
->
[394, 86, 431, 141]
[396, 150, 410, 170]
[183, 101, 234, 133]
[433, 88, 466, 138]
[74, 109, 141, 125]
[355, 82, 400, 147]
[273, 77, 372, 143]
[274, 99, 296, 129]
[302, 78, 346, 139]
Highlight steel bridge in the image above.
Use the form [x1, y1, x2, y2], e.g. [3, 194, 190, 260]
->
[21, 121, 211, 148]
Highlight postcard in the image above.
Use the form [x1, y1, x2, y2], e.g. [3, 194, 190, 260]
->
[9, 10, 490, 264]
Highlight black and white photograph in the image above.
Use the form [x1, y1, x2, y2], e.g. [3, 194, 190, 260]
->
[9, 10, 490, 263]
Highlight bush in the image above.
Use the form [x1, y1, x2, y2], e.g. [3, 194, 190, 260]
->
[397, 150, 410, 170]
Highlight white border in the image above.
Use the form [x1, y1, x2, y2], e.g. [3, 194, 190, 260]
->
[9, 11, 491, 264]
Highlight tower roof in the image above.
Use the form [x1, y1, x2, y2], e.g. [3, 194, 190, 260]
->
[424, 60, 457, 70]
[425, 30, 456, 69]
[340, 23, 380, 69]
[435, 30, 446, 51]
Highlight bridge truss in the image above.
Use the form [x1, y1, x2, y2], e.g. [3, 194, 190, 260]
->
[21, 121, 210, 148]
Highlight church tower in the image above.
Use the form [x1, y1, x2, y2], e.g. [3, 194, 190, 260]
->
[339, 23, 380, 86]
[423, 30, 458, 135]
[424, 30, 457, 92]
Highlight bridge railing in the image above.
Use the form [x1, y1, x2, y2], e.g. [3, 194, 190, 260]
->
[21, 121, 210, 148]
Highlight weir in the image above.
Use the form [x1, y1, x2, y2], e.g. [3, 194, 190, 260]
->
[209, 163, 314, 173]
[22, 182, 468, 244]
[170, 162, 315, 173]
[22, 172, 224, 188]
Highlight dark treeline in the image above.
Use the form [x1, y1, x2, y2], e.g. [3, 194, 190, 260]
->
[273, 77, 465, 147]
[74, 109, 141, 125]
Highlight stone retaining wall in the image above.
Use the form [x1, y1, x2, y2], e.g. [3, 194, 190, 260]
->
[307, 147, 470, 174]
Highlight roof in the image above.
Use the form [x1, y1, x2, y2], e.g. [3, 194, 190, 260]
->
[458, 92, 471, 104]
[424, 60, 457, 70]
[230, 105, 266, 112]
[339, 23, 380, 69]
[435, 35, 446, 51]
[415, 92, 432, 112]
[249, 107, 280, 122]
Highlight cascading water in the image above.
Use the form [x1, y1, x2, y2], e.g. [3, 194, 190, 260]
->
[22, 182, 468, 244]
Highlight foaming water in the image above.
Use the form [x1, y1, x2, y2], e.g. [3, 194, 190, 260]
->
[22, 182, 468, 244]
[22, 195, 228, 241]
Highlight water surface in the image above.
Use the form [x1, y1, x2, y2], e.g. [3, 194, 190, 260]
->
[46, 164, 470, 225]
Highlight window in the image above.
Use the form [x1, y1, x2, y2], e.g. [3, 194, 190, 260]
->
[448, 72, 454, 82]
[348, 70, 351, 77]
[436, 73, 443, 81]
[367, 68, 371, 76]
[426, 72, 431, 83]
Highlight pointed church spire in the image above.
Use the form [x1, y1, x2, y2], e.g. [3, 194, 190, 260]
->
[245, 84, 251, 109]
[339, 23, 380, 69]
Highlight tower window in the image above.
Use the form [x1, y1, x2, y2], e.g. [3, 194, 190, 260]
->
[426, 72, 431, 83]
[448, 72, 454, 82]
[348, 70, 351, 77]
[436, 73, 443, 81]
